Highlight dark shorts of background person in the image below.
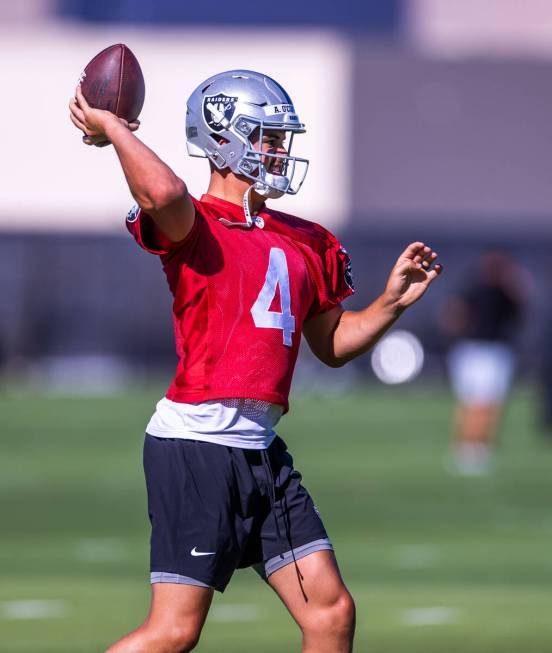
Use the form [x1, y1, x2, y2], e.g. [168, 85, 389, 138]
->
[144, 434, 333, 592]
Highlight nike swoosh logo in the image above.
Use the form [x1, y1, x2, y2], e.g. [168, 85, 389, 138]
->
[190, 547, 216, 557]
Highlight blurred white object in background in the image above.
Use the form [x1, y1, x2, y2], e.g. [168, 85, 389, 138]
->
[371, 330, 424, 384]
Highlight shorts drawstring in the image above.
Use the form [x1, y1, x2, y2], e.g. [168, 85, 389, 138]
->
[260, 448, 282, 540]
[261, 447, 307, 601]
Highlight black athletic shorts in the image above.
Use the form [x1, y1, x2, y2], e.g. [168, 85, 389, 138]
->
[143, 434, 332, 592]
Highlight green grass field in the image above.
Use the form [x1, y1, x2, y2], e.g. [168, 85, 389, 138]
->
[1, 385, 552, 652]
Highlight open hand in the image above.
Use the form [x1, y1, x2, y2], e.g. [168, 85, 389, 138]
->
[69, 85, 140, 147]
[384, 242, 443, 310]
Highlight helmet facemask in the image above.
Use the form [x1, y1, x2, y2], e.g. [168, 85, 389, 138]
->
[233, 120, 309, 199]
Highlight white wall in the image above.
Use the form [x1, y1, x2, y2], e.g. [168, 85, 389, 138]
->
[0, 25, 351, 232]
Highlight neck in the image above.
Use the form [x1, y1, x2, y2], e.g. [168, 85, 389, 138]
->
[206, 169, 265, 214]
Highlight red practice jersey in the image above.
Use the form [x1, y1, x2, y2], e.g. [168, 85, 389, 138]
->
[127, 194, 354, 412]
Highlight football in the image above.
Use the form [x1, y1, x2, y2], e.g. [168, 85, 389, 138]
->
[79, 44, 145, 122]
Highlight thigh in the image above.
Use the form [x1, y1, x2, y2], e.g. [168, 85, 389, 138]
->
[147, 583, 214, 630]
[105, 583, 215, 652]
[268, 549, 351, 628]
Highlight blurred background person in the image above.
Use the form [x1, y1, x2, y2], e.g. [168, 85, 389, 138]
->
[440, 250, 527, 474]
[537, 299, 552, 437]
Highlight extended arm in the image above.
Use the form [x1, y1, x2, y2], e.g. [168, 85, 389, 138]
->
[303, 242, 443, 367]
[69, 86, 194, 242]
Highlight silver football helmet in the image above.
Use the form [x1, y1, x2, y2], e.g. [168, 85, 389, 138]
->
[185, 70, 309, 200]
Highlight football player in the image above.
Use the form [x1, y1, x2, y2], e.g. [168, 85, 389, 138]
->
[69, 69, 442, 653]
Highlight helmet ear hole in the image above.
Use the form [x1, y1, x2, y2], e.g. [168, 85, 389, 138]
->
[248, 127, 260, 144]
[210, 133, 230, 145]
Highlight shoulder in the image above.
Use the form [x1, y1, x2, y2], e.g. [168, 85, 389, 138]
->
[126, 194, 209, 258]
[266, 208, 342, 254]
[188, 196, 218, 224]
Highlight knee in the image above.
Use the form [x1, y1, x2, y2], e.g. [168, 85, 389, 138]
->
[168, 625, 201, 653]
[150, 625, 201, 653]
[331, 590, 356, 638]
[305, 589, 356, 640]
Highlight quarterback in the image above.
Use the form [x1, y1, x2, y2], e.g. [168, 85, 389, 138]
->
[69, 70, 442, 653]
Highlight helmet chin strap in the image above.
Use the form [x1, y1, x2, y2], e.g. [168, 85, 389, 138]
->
[217, 185, 256, 229]
[243, 175, 287, 228]
[217, 175, 288, 230]
[244, 178, 286, 224]
[242, 185, 256, 227]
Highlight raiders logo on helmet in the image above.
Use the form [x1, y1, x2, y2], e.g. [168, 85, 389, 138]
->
[203, 95, 239, 133]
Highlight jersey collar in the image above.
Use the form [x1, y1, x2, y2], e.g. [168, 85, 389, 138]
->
[201, 193, 268, 224]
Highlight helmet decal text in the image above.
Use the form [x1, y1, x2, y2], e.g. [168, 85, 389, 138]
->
[264, 104, 295, 115]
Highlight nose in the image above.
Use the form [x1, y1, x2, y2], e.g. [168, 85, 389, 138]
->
[265, 144, 287, 156]
[267, 151, 287, 172]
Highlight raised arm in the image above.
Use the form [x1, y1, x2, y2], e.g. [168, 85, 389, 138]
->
[69, 86, 194, 242]
[303, 242, 443, 367]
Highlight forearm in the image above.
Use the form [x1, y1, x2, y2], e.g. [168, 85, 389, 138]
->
[104, 119, 187, 211]
[333, 294, 404, 364]
[304, 242, 441, 368]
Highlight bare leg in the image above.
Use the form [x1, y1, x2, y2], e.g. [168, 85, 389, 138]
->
[452, 402, 503, 474]
[454, 402, 502, 445]
[268, 550, 355, 653]
[105, 583, 214, 653]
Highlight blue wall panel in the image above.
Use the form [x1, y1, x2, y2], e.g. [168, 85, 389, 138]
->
[57, 0, 401, 30]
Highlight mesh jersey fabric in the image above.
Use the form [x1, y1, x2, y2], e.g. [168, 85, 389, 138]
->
[127, 194, 354, 412]
[146, 397, 283, 449]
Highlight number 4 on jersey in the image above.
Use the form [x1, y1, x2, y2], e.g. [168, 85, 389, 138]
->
[251, 248, 296, 346]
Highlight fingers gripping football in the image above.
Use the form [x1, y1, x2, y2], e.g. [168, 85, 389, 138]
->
[69, 86, 140, 147]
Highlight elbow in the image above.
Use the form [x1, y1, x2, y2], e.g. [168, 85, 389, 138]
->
[326, 359, 346, 369]
[138, 178, 187, 213]
[325, 338, 354, 368]
[323, 354, 349, 368]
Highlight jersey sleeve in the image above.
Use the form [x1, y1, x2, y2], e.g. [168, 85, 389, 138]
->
[125, 202, 200, 257]
[308, 231, 355, 317]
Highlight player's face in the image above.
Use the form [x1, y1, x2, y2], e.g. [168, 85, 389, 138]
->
[252, 129, 289, 176]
